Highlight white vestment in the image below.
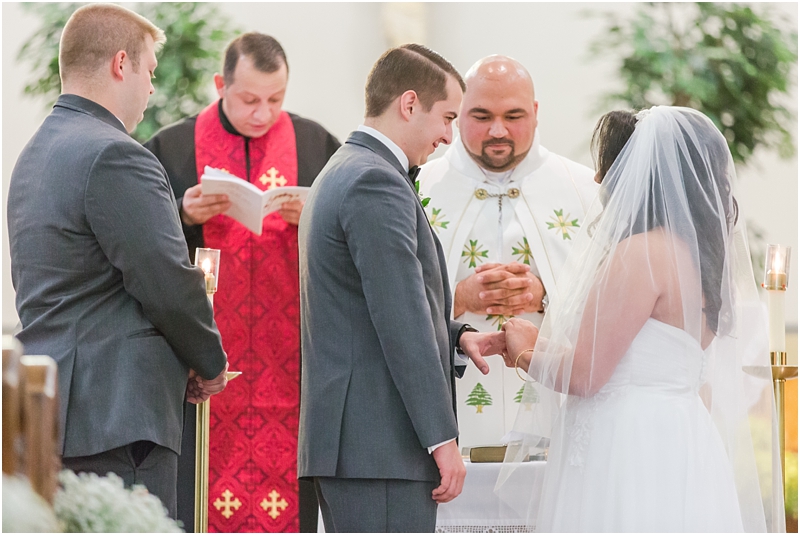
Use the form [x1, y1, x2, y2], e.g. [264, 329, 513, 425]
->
[418, 131, 598, 448]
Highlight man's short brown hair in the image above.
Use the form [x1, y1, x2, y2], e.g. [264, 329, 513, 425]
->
[59, 3, 165, 84]
[364, 44, 465, 118]
[223, 32, 288, 85]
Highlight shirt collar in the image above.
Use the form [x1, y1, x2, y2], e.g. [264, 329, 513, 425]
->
[218, 99, 250, 138]
[357, 125, 410, 172]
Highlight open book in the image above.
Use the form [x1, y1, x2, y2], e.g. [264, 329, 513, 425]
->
[200, 166, 309, 235]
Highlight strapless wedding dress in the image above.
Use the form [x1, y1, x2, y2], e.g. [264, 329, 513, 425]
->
[537, 318, 744, 532]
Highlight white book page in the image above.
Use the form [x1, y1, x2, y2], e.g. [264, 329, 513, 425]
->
[261, 188, 309, 219]
[200, 166, 310, 235]
[201, 167, 265, 235]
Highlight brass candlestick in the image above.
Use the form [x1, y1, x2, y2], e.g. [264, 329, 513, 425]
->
[193, 248, 241, 533]
[770, 352, 797, 496]
[761, 245, 796, 504]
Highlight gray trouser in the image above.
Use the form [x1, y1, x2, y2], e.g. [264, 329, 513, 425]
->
[62, 441, 178, 519]
[314, 477, 438, 532]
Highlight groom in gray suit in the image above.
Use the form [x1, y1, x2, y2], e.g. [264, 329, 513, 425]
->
[7, 4, 228, 517]
[298, 44, 505, 532]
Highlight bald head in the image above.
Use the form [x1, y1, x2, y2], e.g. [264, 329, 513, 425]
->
[464, 55, 535, 101]
[459, 55, 539, 172]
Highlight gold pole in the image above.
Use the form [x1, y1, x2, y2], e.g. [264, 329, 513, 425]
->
[195, 290, 214, 534]
[193, 287, 242, 533]
[772, 352, 787, 488]
[194, 398, 210, 533]
[771, 352, 798, 506]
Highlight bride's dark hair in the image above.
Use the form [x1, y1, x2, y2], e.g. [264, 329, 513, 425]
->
[591, 110, 637, 183]
[592, 109, 738, 334]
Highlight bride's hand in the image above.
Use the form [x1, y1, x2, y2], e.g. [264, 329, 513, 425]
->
[501, 318, 539, 372]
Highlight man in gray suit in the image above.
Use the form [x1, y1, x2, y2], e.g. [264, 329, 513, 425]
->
[7, 4, 228, 518]
[298, 44, 506, 532]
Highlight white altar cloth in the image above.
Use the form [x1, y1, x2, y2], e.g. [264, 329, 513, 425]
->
[435, 460, 545, 533]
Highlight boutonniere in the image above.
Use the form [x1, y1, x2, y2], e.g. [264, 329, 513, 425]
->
[414, 179, 431, 208]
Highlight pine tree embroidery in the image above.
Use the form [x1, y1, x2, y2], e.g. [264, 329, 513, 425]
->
[514, 384, 539, 411]
[511, 236, 533, 265]
[466, 383, 493, 413]
[546, 209, 580, 240]
[428, 207, 450, 234]
[462, 240, 489, 268]
[486, 314, 512, 331]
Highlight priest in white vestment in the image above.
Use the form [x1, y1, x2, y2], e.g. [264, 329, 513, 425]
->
[418, 56, 598, 448]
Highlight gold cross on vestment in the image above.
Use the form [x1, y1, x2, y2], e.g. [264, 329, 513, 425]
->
[259, 167, 287, 189]
[260, 489, 289, 519]
[213, 489, 242, 519]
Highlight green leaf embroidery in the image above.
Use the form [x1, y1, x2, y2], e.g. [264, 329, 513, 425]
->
[486, 314, 513, 331]
[462, 240, 489, 268]
[511, 236, 533, 265]
[546, 209, 580, 240]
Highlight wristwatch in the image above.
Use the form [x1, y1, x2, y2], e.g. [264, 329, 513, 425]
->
[455, 324, 478, 354]
[539, 292, 549, 314]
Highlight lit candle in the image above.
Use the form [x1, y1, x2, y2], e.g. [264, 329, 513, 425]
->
[763, 245, 790, 353]
[195, 248, 220, 308]
[202, 258, 216, 295]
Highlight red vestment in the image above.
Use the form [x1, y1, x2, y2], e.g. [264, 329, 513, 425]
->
[195, 101, 300, 532]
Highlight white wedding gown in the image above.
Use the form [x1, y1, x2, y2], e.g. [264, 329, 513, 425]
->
[537, 318, 744, 532]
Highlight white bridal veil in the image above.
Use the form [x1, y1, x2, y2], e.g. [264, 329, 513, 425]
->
[496, 106, 785, 532]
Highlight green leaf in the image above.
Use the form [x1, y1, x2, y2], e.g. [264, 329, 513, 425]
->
[17, 2, 242, 142]
[586, 2, 796, 165]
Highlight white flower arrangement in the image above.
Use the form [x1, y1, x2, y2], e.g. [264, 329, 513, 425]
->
[2, 473, 61, 532]
[53, 470, 183, 533]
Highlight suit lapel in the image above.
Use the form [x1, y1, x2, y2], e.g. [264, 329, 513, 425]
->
[345, 131, 413, 186]
[349, 131, 456, 398]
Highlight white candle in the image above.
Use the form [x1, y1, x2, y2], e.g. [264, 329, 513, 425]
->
[763, 245, 790, 354]
[201, 259, 215, 290]
[767, 289, 786, 353]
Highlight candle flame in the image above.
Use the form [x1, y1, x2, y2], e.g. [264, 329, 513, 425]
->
[202, 258, 212, 274]
[770, 252, 785, 274]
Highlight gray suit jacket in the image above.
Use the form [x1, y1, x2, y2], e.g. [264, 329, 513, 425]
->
[7, 94, 227, 458]
[298, 131, 464, 482]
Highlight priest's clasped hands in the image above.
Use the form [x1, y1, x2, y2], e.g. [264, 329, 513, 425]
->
[454, 261, 545, 318]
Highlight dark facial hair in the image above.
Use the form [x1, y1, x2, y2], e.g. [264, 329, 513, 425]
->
[466, 137, 530, 172]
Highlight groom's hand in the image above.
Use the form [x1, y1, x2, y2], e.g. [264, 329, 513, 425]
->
[431, 440, 466, 503]
[458, 330, 506, 375]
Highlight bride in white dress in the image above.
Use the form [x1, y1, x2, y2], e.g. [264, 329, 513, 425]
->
[495, 106, 785, 532]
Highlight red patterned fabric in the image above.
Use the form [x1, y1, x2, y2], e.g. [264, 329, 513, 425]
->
[195, 101, 300, 532]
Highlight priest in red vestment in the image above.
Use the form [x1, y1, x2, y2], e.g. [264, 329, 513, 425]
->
[145, 32, 340, 533]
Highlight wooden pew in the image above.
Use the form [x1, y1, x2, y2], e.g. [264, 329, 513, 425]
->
[2, 335, 24, 475]
[19, 354, 60, 503]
